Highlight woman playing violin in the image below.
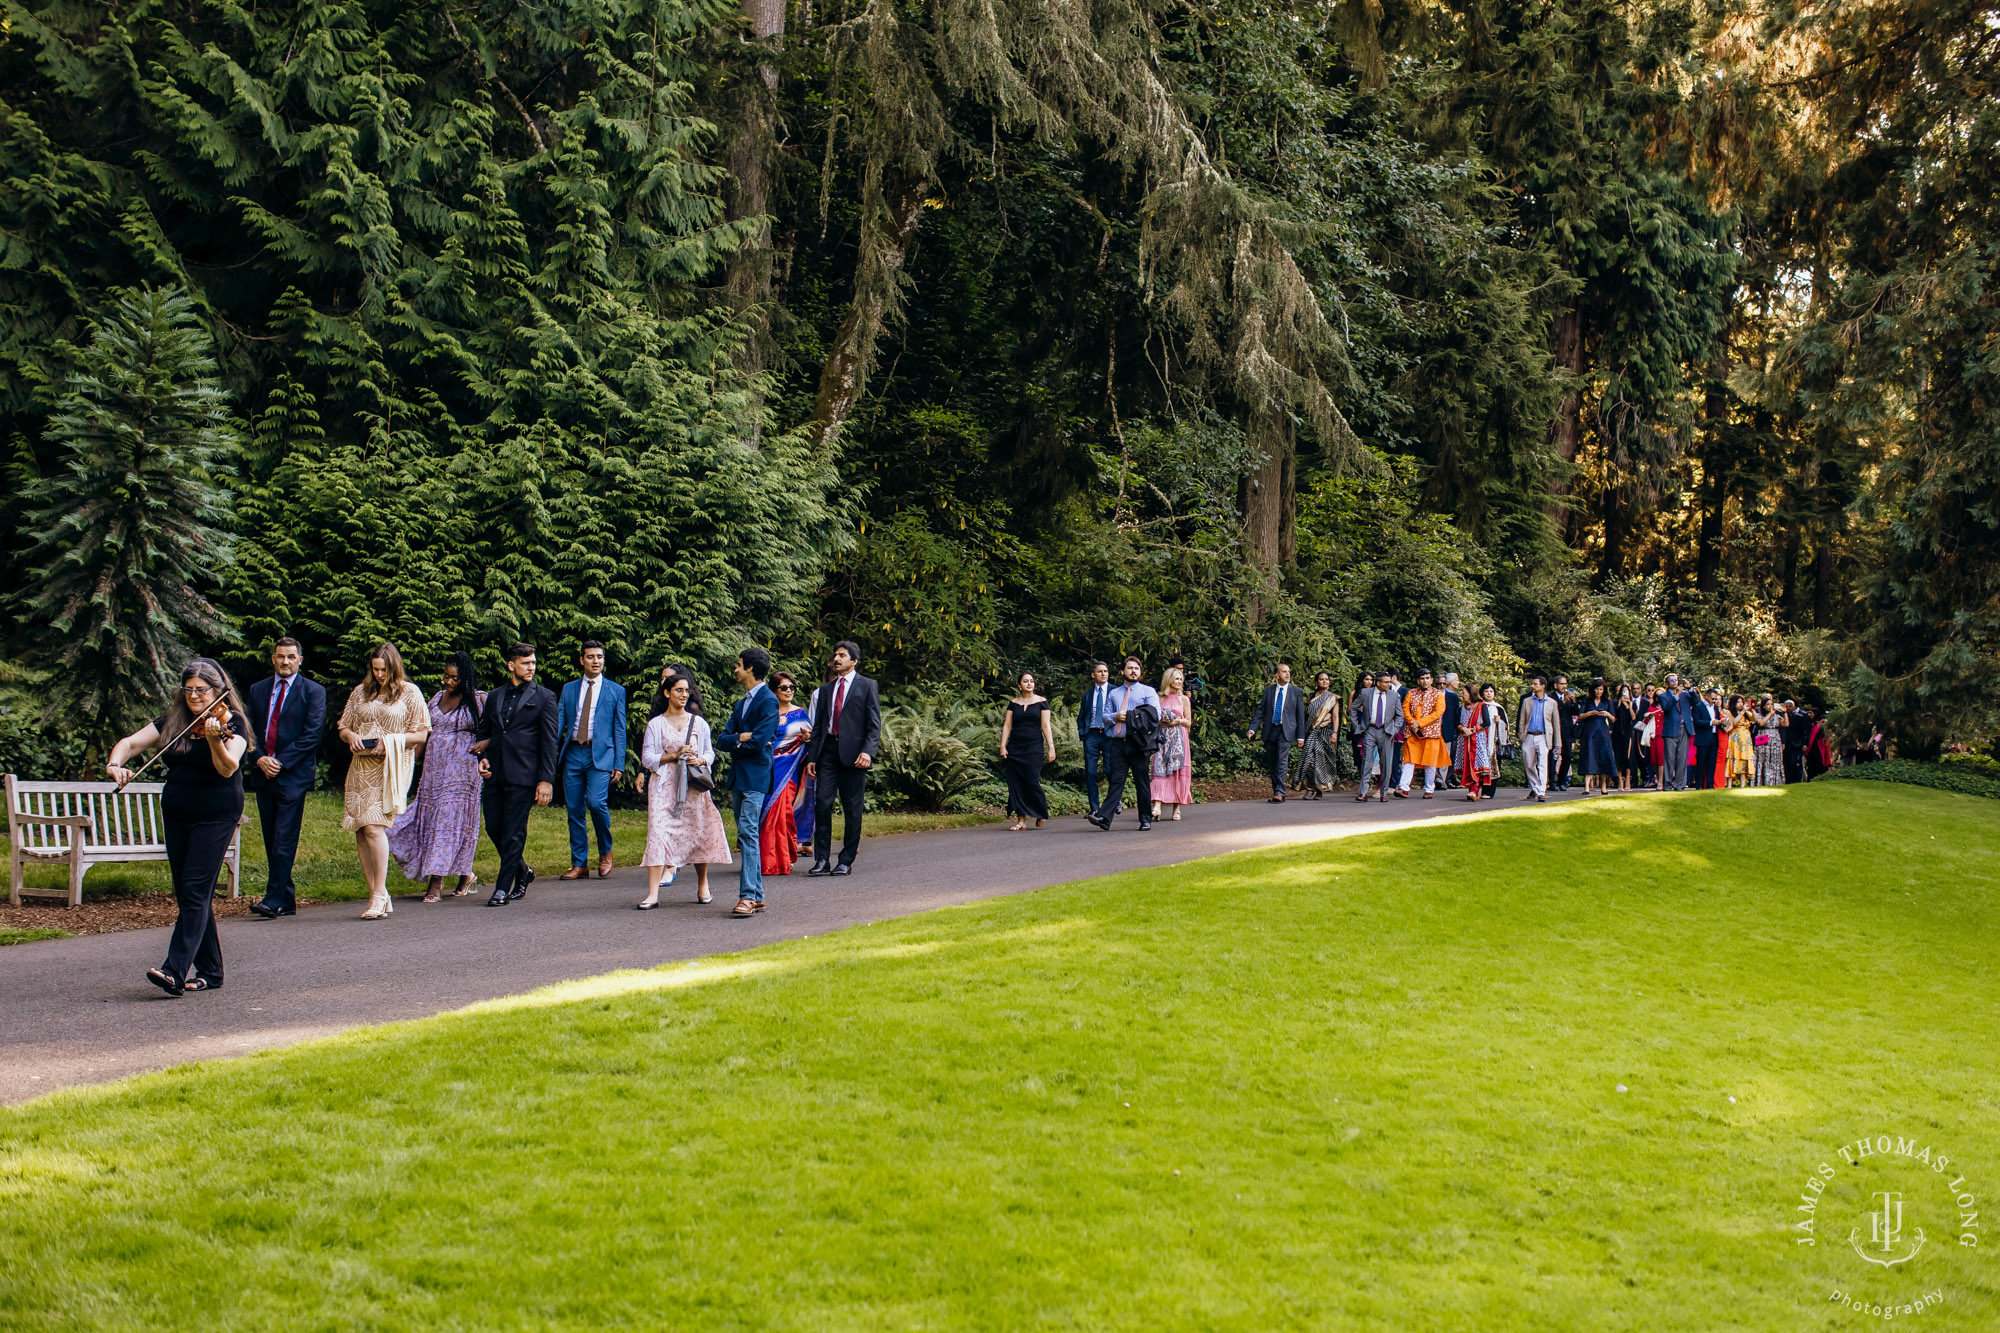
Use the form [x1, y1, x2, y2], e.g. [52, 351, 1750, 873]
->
[106, 658, 251, 997]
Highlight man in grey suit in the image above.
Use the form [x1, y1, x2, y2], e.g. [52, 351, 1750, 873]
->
[1658, 672, 1693, 791]
[1352, 671, 1400, 802]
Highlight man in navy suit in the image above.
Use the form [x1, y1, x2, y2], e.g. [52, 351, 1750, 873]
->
[1690, 686, 1721, 789]
[805, 640, 883, 875]
[556, 640, 628, 880]
[246, 637, 327, 919]
[1245, 662, 1308, 802]
[719, 646, 782, 915]
[1658, 672, 1693, 790]
[1075, 660, 1113, 813]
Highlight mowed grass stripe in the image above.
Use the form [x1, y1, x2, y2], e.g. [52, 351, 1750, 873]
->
[2, 783, 1996, 1330]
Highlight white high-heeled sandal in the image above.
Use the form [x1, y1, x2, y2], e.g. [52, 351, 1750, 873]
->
[360, 892, 393, 920]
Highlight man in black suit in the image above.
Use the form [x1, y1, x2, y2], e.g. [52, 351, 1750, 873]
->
[473, 641, 560, 907]
[805, 640, 882, 877]
[246, 636, 327, 919]
[1245, 662, 1308, 803]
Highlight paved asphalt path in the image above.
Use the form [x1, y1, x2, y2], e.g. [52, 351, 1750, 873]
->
[3, 787, 1587, 1103]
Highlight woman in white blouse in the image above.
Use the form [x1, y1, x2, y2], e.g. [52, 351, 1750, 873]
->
[636, 669, 732, 908]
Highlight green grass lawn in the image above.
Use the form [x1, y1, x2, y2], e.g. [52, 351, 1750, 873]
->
[6, 792, 1000, 903]
[4, 783, 1997, 1328]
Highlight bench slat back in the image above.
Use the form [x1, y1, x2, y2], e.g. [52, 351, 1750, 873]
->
[6, 776, 167, 854]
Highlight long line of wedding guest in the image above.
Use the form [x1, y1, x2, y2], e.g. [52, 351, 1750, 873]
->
[100, 638, 1839, 997]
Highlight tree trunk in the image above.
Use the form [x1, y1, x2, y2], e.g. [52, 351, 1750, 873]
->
[1543, 304, 1585, 536]
[806, 183, 927, 452]
[724, 0, 787, 445]
[1694, 381, 1730, 595]
[1779, 525, 1801, 626]
[1240, 413, 1293, 623]
[1813, 531, 1835, 627]
[1599, 482, 1625, 583]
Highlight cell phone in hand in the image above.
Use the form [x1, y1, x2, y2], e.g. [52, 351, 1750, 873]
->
[362, 738, 379, 750]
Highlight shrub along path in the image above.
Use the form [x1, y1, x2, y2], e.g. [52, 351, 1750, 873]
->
[1, 787, 1579, 1103]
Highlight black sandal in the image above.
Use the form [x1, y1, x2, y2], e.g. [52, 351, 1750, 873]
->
[145, 967, 184, 997]
[184, 976, 220, 992]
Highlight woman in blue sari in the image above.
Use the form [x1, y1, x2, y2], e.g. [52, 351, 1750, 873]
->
[759, 672, 815, 875]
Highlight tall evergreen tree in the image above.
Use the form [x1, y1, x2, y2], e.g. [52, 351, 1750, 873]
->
[14, 285, 237, 748]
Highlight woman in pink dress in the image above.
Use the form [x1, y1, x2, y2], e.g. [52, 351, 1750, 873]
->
[1149, 666, 1194, 821]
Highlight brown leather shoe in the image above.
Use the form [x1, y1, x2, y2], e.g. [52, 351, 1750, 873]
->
[597, 853, 614, 878]
[558, 866, 588, 881]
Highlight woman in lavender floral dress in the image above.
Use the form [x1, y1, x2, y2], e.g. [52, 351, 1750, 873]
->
[389, 652, 487, 901]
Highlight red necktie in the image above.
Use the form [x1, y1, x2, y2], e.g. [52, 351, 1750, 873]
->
[829, 678, 848, 737]
[266, 677, 288, 753]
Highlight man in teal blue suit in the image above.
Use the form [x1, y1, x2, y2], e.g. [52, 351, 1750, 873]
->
[557, 640, 627, 879]
[719, 646, 781, 916]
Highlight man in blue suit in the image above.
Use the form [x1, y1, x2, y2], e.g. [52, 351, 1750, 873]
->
[556, 640, 627, 879]
[1658, 672, 1693, 791]
[246, 637, 327, 919]
[719, 646, 781, 916]
[1690, 685, 1722, 789]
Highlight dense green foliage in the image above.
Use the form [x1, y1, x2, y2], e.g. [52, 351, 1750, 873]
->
[1, 0, 1995, 762]
[11, 286, 235, 748]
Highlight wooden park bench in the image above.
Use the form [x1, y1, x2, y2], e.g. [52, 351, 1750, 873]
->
[6, 775, 244, 908]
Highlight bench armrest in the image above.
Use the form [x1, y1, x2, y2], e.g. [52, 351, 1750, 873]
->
[13, 814, 92, 828]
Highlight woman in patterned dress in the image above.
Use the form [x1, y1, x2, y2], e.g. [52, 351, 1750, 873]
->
[635, 669, 732, 908]
[337, 643, 430, 920]
[1457, 683, 1507, 800]
[1753, 694, 1787, 787]
[1724, 695, 1756, 787]
[389, 651, 487, 901]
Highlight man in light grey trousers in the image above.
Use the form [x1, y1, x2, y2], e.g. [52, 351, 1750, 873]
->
[1352, 671, 1401, 802]
[1514, 675, 1562, 803]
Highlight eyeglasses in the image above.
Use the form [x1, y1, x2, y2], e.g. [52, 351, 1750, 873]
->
[777, 685, 794, 693]
[181, 684, 214, 696]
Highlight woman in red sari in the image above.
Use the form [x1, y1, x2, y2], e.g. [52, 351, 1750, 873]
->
[1644, 687, 1666, 788]
[758, 672, 814, 875]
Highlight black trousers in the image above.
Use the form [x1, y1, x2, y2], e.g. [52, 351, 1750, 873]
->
[162, 800, 234, 984]
[1095, 739, 1151, 826]
[1004, 753, 1049, 821]
[255, 784, 308, 910]
[814, 760, 868, 866]
[1783, 746, 1805, 784]
[1553, 739, 1574, 787]
[1263, 734, 1291, 796]
[482, 783, 536, 896]
[1692, 737, 1719, 789]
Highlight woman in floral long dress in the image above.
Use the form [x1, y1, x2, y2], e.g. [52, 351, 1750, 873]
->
[389, 651, 486, 901]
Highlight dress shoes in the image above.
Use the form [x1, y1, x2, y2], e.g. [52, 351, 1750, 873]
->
[249, 901, 294, 919]
[559, 866, 588, 881]
[830, 863, 852, 876]
[1267, 795, 1284, 804]
[598, 853, 614, 878]
[509, 866, 534, 900]
[1086, 814, 1110, 831]
[806, 860, 832, 876]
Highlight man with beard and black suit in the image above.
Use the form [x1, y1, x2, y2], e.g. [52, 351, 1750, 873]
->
[473, 642, 560, 906]
[805, 640, 882, 877]
[246, 637, 327, 919]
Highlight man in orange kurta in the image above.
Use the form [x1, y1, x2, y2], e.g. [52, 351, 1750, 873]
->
[1397, 670, 1450, 797]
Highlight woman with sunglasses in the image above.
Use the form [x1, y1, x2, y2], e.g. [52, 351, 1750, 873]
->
[757, 672, 817, 872]
[105, 659, 251, 996]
